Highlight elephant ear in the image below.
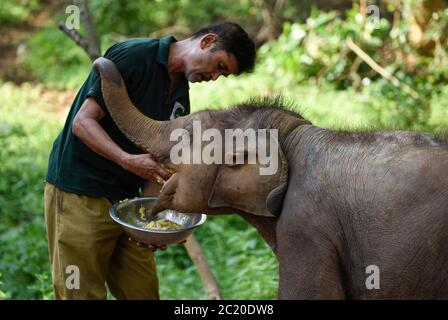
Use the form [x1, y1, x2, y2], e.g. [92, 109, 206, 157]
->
[207, 146, 288, 217]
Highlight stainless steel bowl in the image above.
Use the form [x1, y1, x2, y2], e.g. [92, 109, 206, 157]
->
[109, 197, 206, 246]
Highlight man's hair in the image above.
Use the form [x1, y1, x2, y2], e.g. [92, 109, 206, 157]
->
[192, 22, 256, 74]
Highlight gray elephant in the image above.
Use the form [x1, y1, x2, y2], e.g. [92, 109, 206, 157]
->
[93, 57, 448, 299]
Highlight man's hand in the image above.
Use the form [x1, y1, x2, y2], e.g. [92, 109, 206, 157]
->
[119, 153, 172, 184]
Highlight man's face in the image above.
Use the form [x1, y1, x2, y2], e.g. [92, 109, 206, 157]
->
[185, 34, 239, 83]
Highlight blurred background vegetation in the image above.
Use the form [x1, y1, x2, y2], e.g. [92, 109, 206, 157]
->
[1, 0, 448, 299]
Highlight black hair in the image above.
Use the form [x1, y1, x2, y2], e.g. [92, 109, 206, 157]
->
[192, 22, 256, 74]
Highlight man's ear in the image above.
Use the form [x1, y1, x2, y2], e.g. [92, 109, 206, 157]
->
[200, 33, 218, 49]
[207, 148, 288, 217]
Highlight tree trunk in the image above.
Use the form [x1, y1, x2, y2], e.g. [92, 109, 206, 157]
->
[74, 0, 101, 60]
[59, 0, 101, 61]
[183, 235, 223, 300]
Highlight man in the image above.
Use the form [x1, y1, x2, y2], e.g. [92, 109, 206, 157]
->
[44, 22, 256, 299]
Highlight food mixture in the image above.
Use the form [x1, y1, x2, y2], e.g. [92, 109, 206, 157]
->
[138, 206, 182, 230]
[144, 219, 182, 230]
[139, 206, 147, 220]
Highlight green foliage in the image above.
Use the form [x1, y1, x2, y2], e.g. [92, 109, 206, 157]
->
[88, 0, 308, 39]
[0, 218, 54, 299]
[0, 0, 40, 25]
[256, 7, 448, 129]
[0, 273, 11, 299]
[17, 27, 91, 89]
[260, 8, 392, 86]
[0, 83, 60, 299]
[90, 0, 251, 37]
[429, 84, 448, 130]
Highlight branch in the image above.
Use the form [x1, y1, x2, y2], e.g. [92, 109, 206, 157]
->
[75, 0, 101, 60]
[346, 37, 419, 99]
[183, 235, 223, 300]
[58, 22, 89, 53]
[59, 0, 101, 61]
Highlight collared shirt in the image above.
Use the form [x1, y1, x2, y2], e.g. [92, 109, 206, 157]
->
[46, 36, 190, 199]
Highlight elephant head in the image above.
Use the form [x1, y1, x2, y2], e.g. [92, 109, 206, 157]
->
[93, 57, 309, 218]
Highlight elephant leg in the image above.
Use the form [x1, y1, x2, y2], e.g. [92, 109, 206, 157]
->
[277, 225, 346, 299]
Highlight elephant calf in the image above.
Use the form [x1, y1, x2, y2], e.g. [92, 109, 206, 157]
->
[93, 57, 448, 299]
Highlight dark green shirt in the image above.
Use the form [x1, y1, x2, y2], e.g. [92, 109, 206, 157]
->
[46, 36, 190, 200]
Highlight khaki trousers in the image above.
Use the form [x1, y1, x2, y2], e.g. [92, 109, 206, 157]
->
[44, 182, 159, 300]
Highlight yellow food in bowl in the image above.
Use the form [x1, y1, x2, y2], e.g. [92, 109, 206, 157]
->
[139, 206, 146, 220]
[138, 205, 182, 230]
[144, 219, 182, 230]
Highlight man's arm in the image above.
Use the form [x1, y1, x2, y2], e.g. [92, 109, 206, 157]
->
[72, 97, 171, 182]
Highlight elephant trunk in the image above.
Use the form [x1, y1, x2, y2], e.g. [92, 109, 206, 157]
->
[92, 57, 180, 160]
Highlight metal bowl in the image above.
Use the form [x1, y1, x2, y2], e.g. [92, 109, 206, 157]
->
[109, 196, 206, 246]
